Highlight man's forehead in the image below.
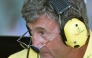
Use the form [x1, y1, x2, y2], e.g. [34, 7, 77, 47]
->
[29, 14, 55, 25]
[27, 14, 60, 34]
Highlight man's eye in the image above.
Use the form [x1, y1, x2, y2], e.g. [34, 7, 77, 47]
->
[40, 31, 45, 34]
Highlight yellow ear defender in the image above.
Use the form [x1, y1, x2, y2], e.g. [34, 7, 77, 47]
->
[61, 17, 88, 48]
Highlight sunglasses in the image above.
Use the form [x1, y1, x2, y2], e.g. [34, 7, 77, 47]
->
[17, 30, 39, 53]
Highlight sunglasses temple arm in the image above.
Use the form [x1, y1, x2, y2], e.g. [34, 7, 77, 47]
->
[17, 31, 29, 41]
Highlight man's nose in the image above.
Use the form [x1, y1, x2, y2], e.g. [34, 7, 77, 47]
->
[32, 34, 45, 49]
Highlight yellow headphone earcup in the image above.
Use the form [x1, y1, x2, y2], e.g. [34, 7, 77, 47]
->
[64, 18, 88, 48]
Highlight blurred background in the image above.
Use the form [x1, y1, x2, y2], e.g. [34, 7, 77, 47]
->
[0, 0, 92, 36]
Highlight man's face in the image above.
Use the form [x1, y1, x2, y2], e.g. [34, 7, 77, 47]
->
[27, 14, 71, 58]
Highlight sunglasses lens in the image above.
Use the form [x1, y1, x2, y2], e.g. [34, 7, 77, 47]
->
[20, 42, 28, 49]
[17, 31, 40, 53]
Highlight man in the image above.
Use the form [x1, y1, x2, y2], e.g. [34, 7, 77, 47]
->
[9, 0, 92, 58]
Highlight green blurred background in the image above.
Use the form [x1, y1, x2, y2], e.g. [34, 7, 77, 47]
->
[0, 0, 92, 36]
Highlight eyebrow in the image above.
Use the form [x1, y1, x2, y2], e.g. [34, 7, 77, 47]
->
[35, 27, 46, 31]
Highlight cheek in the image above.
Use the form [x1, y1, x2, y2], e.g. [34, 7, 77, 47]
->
[45, 35, 71, 57]
[50, 35, 67, 49]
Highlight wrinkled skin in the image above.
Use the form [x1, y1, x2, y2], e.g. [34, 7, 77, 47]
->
[27, 14, 87, 58]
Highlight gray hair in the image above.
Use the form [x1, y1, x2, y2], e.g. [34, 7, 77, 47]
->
[21, 0, 89, 32]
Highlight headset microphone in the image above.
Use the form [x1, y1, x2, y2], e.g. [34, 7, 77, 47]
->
[26, 25, 40, 58]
